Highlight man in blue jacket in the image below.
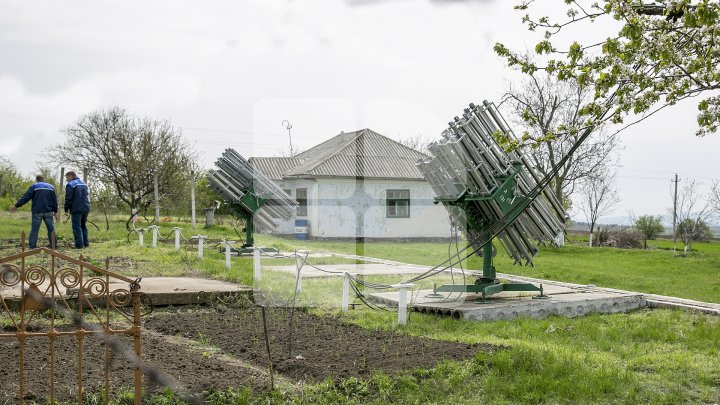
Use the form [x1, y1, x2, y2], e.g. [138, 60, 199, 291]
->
[64, 171, 91, 249]
[11, 175, 58, 249]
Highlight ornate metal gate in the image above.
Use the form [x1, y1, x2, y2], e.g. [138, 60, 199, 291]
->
[0, 234, 143, 404]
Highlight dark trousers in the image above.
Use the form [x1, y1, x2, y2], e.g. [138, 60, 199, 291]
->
[29, 212, 55, 249]
[70, 211, 90, 248]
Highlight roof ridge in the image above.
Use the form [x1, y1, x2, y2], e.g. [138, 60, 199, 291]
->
[291, 130, 364, 174]
[365, 128, 430, 159]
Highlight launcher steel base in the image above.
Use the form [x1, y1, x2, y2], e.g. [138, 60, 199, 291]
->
[436, 279, 547, 302]
[227, 246, 280, 256]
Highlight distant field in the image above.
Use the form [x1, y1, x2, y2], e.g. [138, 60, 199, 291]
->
[1, 212, 718, 303]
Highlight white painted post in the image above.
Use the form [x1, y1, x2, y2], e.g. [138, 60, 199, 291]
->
[295, 252, 303, 293]
[391, 283, 414, 325]
[341, 272, 354, 312]
[224, 240, 233, 271]
[138, 229, 145, 247]
[151, 225, 158, 248]
[197, 236, 204, 258]
[173, 227, 181, 250]
[253, 246, 261, 283]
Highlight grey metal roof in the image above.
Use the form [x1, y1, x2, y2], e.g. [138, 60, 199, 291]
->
[249, 157, 303, 180]
[286, 129, 428, 179]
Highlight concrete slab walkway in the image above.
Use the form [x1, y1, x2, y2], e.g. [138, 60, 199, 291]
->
[1, 277, 252, 307]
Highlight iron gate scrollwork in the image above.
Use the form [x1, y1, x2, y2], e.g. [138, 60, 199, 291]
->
[0, 233, 143, 404]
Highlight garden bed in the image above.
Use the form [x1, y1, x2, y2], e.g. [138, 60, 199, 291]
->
[0, 306, 493, 402]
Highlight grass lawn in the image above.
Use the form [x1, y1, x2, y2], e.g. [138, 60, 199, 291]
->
[1, 212, 719, 403]
[2, 212, 717, 302]
[298, 307, 720, 404]
[255, 232, 720, 304]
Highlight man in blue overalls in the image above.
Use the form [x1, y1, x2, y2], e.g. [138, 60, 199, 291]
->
[64, 171, 91, 249]
[11, 175, 58, 249]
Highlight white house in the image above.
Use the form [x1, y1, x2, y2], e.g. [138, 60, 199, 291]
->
[249, 128, 451, 240]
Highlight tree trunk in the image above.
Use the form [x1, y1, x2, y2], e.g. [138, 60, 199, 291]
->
[102, 203, 110, 231]
[554, 180, 563, 207]
[589, 223, 594, 247]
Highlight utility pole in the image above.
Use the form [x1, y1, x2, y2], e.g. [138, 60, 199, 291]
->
[153, 171, 160, 223]
[282, 120, 294, 157]
[672, 173, 680, 255]
[190, 170, 197, 230]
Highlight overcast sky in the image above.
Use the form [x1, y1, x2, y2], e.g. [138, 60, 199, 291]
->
[1, 0, 718, 224]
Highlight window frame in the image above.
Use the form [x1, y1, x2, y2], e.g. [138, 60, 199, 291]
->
[386, 189, 410, 218]
[296, 187, 308, 217]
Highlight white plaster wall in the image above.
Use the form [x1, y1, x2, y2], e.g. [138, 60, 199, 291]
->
[266, 177, 450, 239]
[270, 178, 318, 235]
[311, 178, 450, 238]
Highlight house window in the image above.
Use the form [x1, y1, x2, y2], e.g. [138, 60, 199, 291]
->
[282, 189, 292, 197]
[387, 189, 410, 218]
[296, 188, 307, 216]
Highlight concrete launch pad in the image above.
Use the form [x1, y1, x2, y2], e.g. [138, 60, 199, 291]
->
[368, 277, 647, 321]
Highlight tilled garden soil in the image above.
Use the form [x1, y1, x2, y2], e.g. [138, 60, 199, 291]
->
[0, 326, 270, 403]
[1, 307, 494, 402]
[144, 307, 493, 383]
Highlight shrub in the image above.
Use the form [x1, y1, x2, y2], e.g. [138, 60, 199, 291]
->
[633, 215, 665, 249]
[595, 226, 643, 249]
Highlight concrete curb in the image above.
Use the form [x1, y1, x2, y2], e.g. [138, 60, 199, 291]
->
[320, 255, 720, 318]
[496, 272, 720, 316]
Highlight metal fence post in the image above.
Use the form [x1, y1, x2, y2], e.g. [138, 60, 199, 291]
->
[253, 247, 261, 283]
[391, 283, 414, 325]
[341, 272, 356, 312]
[150, 225, 159, 248]
[131, 284, 143, 405]
[193, 235, 206, 258]
[173, 227, 181, 250]
[223, 240, 234, 270]
[295, 251, 303, 292]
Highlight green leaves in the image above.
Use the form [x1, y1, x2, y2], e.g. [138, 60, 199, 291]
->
[497, 0, 720, 147]
[535, 40, 554, 55]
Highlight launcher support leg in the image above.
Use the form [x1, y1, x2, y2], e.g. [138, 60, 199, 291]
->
[245, 214, 254, 248]
[481, 242, 495, 281]
[436, 237, 547, 299]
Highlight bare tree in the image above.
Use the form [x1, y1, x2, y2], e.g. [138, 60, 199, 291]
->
[47, 106, 197, 228]
[397, 134, 431, 155]
[712, 180, 720, 212]
[274, 146, 305, 158]
[670, 180, 716, 253]
[577, 169, 620, 247]
[501, 73, 619, 206]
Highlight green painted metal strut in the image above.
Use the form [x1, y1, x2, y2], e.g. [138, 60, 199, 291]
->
[435, 239, 544, 300]
[434, 162, 547, 300]
[228, 189, 268, 248]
